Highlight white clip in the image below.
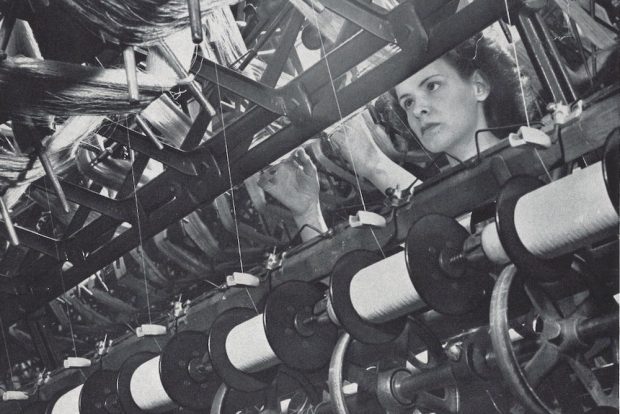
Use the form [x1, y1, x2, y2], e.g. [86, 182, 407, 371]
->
[63, 357, 92, 369]
[349, 211, 387, 228]
[226, 272, 260, 288]
[2, 391, 29, 401]
[508, 127, 552, 149]
[136, 324, 167, 337]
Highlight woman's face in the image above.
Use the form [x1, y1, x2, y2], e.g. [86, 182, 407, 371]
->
[394, 57, 488, 158]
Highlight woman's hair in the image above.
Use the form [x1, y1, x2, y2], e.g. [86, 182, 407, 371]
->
[389, 33, 529, 130]
[443, 34, 528, 129]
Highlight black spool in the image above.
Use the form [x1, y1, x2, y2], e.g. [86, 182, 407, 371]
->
[80, 369, 123, 414]
[160, 330, 220, 410]
[329, 250, 407, 344]
[117, 351, 157, 414]
[495, 175, 571, 281]
[263, 281, 338, 371]
[208, 307, 278, 393]
[405, 214, 492, 315]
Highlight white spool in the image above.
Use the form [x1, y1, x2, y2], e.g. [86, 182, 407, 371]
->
[50, 384, 83, 414]
[514, 162, 618, 259]
[225, 314, 280, 373]
[349, 251, 425, 323]
[129, 356, 176, 413]
[481, 222, 510, 265]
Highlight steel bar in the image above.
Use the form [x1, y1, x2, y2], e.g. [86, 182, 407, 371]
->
[314, 0, 396, 42]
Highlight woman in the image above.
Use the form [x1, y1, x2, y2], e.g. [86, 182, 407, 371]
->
[258, 34, 527, 239]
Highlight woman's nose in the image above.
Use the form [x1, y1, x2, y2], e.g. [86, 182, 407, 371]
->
[412, 99, 429, 118]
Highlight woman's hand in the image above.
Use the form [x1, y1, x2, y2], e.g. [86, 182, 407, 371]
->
[329, 111, 416, 194]
[258, 148, 327, 241]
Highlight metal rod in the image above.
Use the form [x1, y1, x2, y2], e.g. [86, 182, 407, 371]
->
[156, 42, 216, 116]
[123, 46, 140, 103]
[36, 145, 71, 213]
[135, 114, 164, 150]
[0, 196, 19, 246]
[577, 313, 619, 341]
[187, 0, 203, 44]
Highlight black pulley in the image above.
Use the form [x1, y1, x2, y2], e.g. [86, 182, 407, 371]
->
[80, 369, 123, 414]
[208, 307, 278, 392]
[263, 281, 338, 371]
[117, 351, 157, 414]
[329, 250, 408, 344]
[160, 330, 220, 410]
[495, 176, 572, 281]
[406, 214, 492, 315]
[22, 402, 48, 414]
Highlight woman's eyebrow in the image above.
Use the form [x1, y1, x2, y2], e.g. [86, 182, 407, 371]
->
[417, 74, 441, 87]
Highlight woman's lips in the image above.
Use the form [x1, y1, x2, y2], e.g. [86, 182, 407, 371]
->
[421, 123, 440, 135]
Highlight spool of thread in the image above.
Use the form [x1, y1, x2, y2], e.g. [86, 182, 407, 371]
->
[481, 223, 510, 265]
[225, 314, 280, 373]
[129, 356, 176, 413]
[513, 162, 617, 259]
[349, 251, 425, 323]
[140, 95, 192, 146]
[50, 384, 83, 414]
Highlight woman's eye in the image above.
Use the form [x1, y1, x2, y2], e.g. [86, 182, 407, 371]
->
[401, 98, 414, 109]
[427, 81, 440, 91]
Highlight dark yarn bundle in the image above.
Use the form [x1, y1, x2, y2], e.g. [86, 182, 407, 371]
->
[56, 0, 240, 45]
[0, 57, 175, 121]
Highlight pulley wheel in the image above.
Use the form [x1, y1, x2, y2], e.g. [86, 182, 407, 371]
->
[80, 369, 123, 414]
[264, 281, 337, 371]
[490, 264, 619, 413]
[406, 214, 492, 315]
[329, 250, 407, 344]
[208, 307, 277, 392]
[117, 351, 157, 414]
[160, 330, 219, 410]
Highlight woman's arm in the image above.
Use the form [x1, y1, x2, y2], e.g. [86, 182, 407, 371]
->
[258, 148, 328, 242]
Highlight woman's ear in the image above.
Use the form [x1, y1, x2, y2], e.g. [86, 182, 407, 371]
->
[471, 70, 491, 102]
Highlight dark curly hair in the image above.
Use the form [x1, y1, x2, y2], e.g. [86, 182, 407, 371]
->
[389, 33, 529, 130]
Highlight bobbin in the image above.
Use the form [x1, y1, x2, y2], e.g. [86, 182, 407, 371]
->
[602, 129, 619, 214]
[117, 351, 157, 414]
[495, 175, 572, 281]
[405, 214, 492, 315]
[329, 250, 408, 344]
[159, 330, 219, 410]
[80, 369, 123, 414]
[263, 281, 338, 371]
[208, 307, 278, 392]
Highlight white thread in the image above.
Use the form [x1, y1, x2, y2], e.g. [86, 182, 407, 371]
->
[50, 384, 83, 414]
[308, 1, 386, 258]
[349, 251, 425, 323]
[502, 0, 553, 182]
[514, 161, 617, 259]
[225, 314, 280, 373]
[213, 55, 259, 314]
[130, 356, 176, 412]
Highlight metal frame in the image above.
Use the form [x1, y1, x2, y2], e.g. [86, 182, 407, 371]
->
[0, 0, 581, 327]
